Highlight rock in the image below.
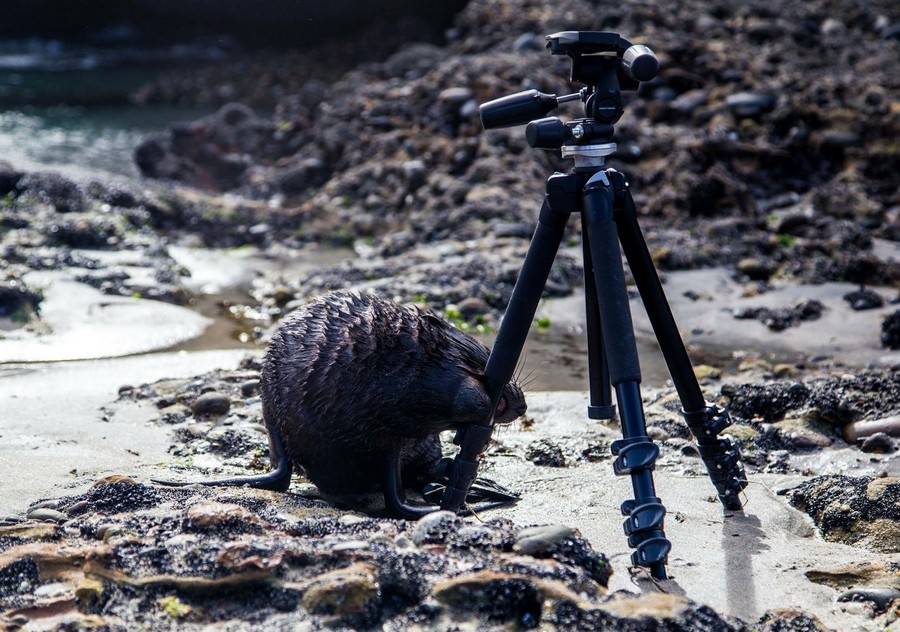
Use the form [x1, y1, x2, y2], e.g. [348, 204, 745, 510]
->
[843, 416, 900, 443]
[736, 258, 772, 281]
[514, 525, 575, 555]
[882, 310, 900, 349]
[186, 501, 261, 528]
[25, 508, 67, 523]
[526, 438, 566, 467]
[732, 299, 825, 332]
[669, 89, 707, 114]
[843, 288, 884, 311]
[549, 592, 743, 631]
[191, 392, 231, 417]
[859, 432, 895, 454]
[806, 560, 900, 590]
[411, 510, 462, 546]
[788, 475, 900, 553]
[135, 103, 271, 191]
[240, 380, 260, 397]
[756, 609, 832, 631]
[837, 586, 900, 612]
[432, 570, 547, 626]
[725, 92, 776, 118]
[301, 563, 380, 617]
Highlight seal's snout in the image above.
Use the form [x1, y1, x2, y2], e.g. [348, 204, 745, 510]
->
[494, 383, 527, 423]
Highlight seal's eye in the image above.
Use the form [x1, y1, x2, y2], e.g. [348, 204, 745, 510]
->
[496, 395, 508, 415]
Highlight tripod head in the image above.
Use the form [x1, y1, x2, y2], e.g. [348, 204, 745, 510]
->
[479, 32, 658, 164]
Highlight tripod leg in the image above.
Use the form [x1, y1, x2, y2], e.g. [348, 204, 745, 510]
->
[611, 175, 748, 510]
[582, 229, 615, 421]
[441, 172, 575, 513]
[582, 171, 670, 580]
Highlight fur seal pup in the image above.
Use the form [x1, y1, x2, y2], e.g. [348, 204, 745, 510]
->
[155, 291, 527, 518]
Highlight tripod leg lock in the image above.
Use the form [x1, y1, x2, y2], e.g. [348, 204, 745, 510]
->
[681, 403, 732, 438]
[680, 404, 749, 510]
[611, 437, 659, 476]
[630, 537, 672, 568]
[620, 496, 670, 566]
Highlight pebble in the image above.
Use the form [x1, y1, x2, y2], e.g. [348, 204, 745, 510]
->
[837, 587, 900, 611]
[240, 379, 260, 397]
[191, 392, 231, 417]
[512, 33, 543, 52]
[438, 87, 473, 104]
[514, 524, 574, 555]
[859, 432, 895, 454]
[185, 422, 213, 438]
[34, 582, 70, 598]
[736, 258, 771, 281]
[26, 508, 68, 523]
[669, 89, 707, 114]
[842, 288, 884, 311]
[525, 438, 566, 467]
[411, 510, 461, 546]
[725, 92, 776, 118]
[843, 416, 900, 443]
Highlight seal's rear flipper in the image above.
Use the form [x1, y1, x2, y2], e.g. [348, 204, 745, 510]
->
[151, 429, 293, 492]
[421, 476, 519, 512]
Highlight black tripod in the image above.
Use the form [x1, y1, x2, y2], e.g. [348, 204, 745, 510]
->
[439, 32, 748, 580]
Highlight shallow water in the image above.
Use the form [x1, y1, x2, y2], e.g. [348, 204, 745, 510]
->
[0, 103, 214, 182]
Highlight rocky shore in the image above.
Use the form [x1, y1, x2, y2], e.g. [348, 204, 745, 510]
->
[1, 0, 899, 629]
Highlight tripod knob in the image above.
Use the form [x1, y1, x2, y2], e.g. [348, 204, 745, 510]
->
[525, 117, 572, 148]
[622, 45, 659, 83]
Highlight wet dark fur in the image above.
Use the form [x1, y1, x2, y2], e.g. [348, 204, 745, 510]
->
[260, 291, 526, 496]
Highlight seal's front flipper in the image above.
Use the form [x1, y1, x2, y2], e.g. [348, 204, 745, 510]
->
[152, 428, 293, 492]
[381, 455, 433, 520]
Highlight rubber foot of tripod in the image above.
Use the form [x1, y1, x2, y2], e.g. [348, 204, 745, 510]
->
[588, 404, 616, 420]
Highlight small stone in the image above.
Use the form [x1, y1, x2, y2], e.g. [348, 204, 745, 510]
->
[859, 432, 895, 454]
[881, 310, 900, 349]
[820, 17, 845, 36]
[240, 380, 260, 397]
[26, 508, 67, 523]
[411, 510, 461, 546]
[512, 33, 543, 52]
[843, 416, 900, 443]
[438, 87, 473, 104]
[456, 296, 489, 320]
[837, 586, 900, 611]
[301, 563, 379, 617]
[514, 524, 574, 555]
[186, 501, 260, 528]
[159, 404, 189, 424]
[338, 514, 368, 526]
[34, 582, 69, 598]
[772, 364, 799, 378]
[725, 92, 776, 118]
[736, 258, 771, 281]
[75, 577, 103, 607]
[191, 392, 231, 417]
[819, 130, 860, 148]
[669, 89, 707, 114]
[331, 540, 369, 552]
[693, 364, 721, 380]
[526, 438, 566, 467]
[185, 422, 212, 438]
[843, 288, 884, 311]
[491, 221, 533, 239]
